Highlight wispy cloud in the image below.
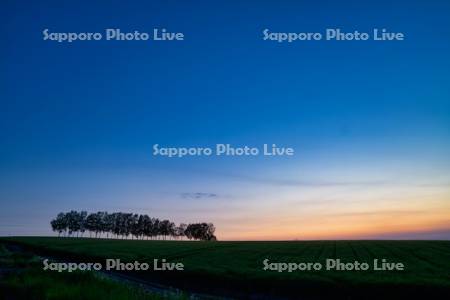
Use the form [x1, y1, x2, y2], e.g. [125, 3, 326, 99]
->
[195, 169, 450, 188]
[180, 192, 218, 199]
[223, 173, 388, 187]
[325, 209, 425, 217]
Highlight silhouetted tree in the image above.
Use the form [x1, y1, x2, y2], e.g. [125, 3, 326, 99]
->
[50, 211, 217, 241]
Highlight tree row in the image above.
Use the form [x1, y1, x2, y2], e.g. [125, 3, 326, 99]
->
[50, 211, 217, 241]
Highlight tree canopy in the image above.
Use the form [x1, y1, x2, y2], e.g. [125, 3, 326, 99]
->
[50, 211, 216, 241]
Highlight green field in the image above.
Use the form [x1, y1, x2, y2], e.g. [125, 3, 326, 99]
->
[0, 242, 178, 300]
[1, 237, 450, 299]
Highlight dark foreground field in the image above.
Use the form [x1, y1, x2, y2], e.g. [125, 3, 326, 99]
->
[1, 237, 450, 299]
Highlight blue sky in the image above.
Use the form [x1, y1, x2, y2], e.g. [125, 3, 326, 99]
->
[1, 0, 450, 239]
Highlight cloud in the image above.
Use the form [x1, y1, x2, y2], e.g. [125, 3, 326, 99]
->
[180, 192, 218, 199]
[224, 173, 388, 187]
[325, 209, 425, 217]
[198, 169, 450, 188]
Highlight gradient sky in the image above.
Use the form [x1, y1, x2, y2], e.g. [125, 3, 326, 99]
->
[1, 0, 450, 240]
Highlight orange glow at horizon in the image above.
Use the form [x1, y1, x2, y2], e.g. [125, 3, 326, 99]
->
[219, 219, 450, 241]
[213, 191, 450, 241]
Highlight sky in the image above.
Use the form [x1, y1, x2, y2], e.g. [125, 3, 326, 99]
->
[1, 0, 450, 240]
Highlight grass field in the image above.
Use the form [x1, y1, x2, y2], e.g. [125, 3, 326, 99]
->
[1, 237, 450, 299]
[0, 242, 177, 300]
